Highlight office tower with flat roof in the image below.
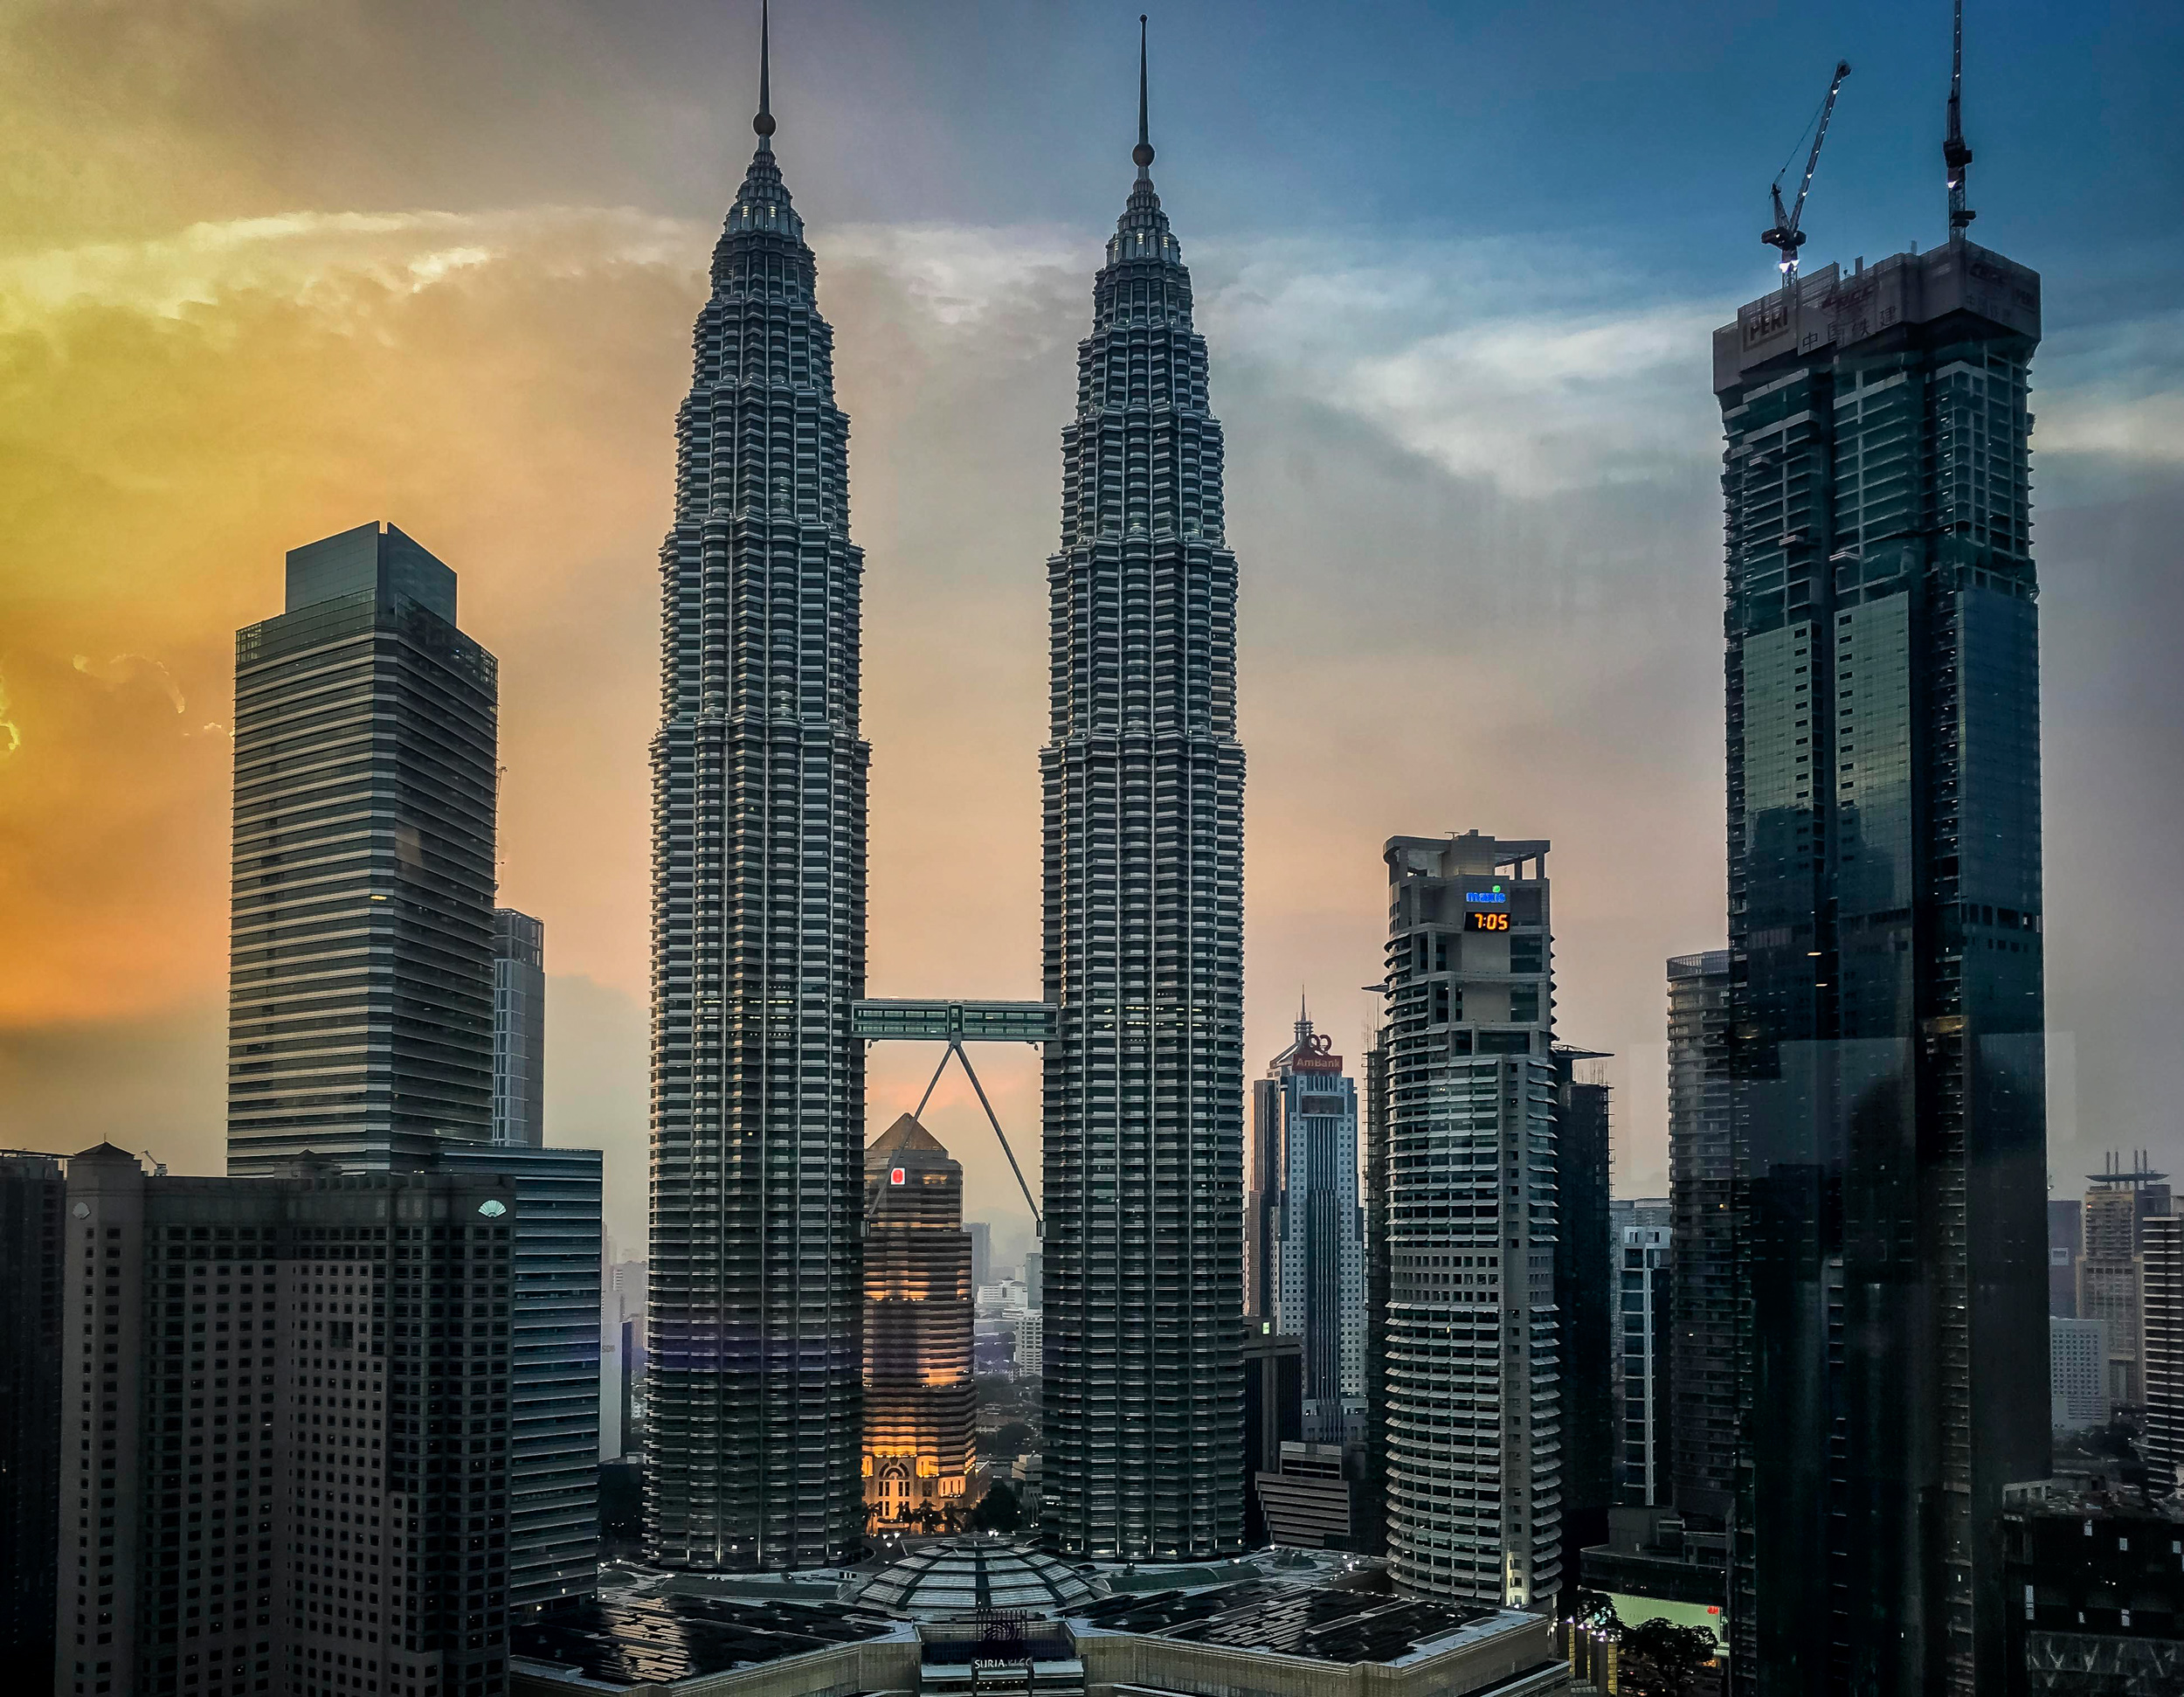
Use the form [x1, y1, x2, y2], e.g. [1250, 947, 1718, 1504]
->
[860, 1117, 976, 1532]
[432, 1144, 601, 1613]
[1358, 1036, 1391, 1559]
[1665, 950, 1734, 1526]
[227, 521, 498, 1176]
[1241, 1320, 1303, 1551]
[2077, 1156, 2170, 1413]
[600, 1261, 644, 1463]
[3, 1151, 66, 1687]
[645, 16, 867, 1571]
[54, 1143, 514, 1697]
[1261, 1007, 1365, 1444]
[1717, 135, 2049, 1681]
[2049, 1197, 2082, 1319]
[1380, 833, 1559, 1607]
[1552, 1050, 1613, 1580]
[2142, 1215, 2184, 1486]
[2049, 1317, 2106, 1434]
[1246, 1074, 1281, 1326]
[490, 912, 545, 1149]
[1615, 1225, 1671, 1507]
[1039, 27, 1245, 1562]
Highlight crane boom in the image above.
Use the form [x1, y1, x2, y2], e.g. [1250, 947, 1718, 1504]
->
[1763, 59, 1852, 282]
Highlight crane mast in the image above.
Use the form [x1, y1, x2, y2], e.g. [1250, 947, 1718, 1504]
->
[1945, 0, 1976, 236]
[1762, 59, 1852, 284]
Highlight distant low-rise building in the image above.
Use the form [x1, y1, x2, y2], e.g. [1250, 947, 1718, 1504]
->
[510, 1542, 1572, 1697]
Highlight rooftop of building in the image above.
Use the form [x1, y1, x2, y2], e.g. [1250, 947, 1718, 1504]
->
[509, 1590, 908, 1687]
[2005, 1476, 2184, 1521]
[866, 1112, 953, 1162]
[839, 1536, 1106, 1618]
[1070, 1567, 1510, 1666]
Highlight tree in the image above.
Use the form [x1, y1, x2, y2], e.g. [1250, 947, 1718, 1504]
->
[1614, 1617, 1719, 1697]
[969, 1480, 1021, 1534]
[980, 1420, 1037, 1458]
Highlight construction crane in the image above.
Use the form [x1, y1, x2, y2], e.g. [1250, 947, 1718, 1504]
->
[1762, 59, 1851, 283]
[1944, 0, 1976, 237]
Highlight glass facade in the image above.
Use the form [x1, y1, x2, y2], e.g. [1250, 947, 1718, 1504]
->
[227, 523, 498, 1176]
[489, 911, 545, 1149]
[1039, 117, 1245, 1561]
[1260, 1012, 1365, 1444]
[1717, 241, 2049, 1694]
[432, 1143, 602, 1612]
[1666, 949, 1736, 1523]
[1380, 833, 1560, 1607]
[645, 102, 868, 1569]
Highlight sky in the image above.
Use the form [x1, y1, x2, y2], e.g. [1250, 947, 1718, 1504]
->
[2, 0, 2180, 1260]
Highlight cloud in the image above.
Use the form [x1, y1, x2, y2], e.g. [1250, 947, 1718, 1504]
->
[0, 205, 705, 330]
[3, 197, 2181, 1203]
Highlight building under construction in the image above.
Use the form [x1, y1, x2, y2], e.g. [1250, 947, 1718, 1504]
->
[1717, 18, 2049, 1693]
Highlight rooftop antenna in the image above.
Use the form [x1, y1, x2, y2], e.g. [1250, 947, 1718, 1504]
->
[1763, 59, 1852, 284]
[1945, 0, 1975, 238]
[1133, 15, 1154, 177]
[752, 0, 775, 150]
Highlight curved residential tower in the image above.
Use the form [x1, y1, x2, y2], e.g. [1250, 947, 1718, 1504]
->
[646, 10, 867, 1570]
[1040, 27, 1247, 1561]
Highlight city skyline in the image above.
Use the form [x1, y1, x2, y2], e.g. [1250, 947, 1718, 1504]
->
[4, 0, 2181, 1264]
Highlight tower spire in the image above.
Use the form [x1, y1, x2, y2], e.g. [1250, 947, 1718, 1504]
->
[753, 0, 776, 151]
[1945, 0, 1975, 237]
[1133, 15, 1154, 178]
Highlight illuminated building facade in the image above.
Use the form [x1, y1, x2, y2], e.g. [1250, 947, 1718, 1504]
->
[1039, 35, 1245, 1561]
[645, 23, 867, 1570]
[1379, 833, 1561, 1608]
[861, 1117, 976, 1530]
[1717, 239, 2049, 1691]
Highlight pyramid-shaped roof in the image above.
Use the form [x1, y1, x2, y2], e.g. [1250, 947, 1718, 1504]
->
[867, 1113, 950, 1159]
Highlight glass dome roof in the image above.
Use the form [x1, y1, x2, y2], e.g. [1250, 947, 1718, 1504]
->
[840, 1538, 1107, 1620]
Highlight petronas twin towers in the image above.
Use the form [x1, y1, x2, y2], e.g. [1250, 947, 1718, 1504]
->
[647, 14, 1244, 1569]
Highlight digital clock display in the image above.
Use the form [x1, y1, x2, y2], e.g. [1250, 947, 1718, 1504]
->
[1467, 911, 1510, 932]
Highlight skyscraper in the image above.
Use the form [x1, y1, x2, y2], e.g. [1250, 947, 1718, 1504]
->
[1665, 950, 1735, 1525]
[1717, 86, 2048, 1685]
[2075, 1156, 2170, 1413]
[2142, 1215, 2184, 1487]
[228, 522, 498, 1175]
[432, 1143, 603, 1612]
[1552, 1049, 1613, 1577]
[1261, 1008, 1365, 1444]
[1039, 25, 1245, 1562]
[1615, 1224, 1671, 1507]
[54, 1144, 514, 1697]
[645, 10, 867, 1571]
[1380, 833, 1560, 1608]
[491, 910, 546, 1148]
[860, 1116, 976, 1531]
[1, 1151, 66, 1688]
